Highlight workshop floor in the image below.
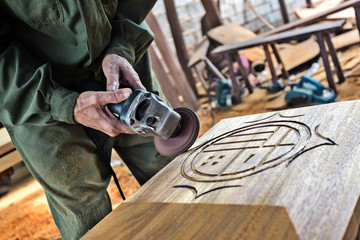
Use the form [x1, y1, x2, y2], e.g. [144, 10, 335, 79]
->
[1, 44, 360, 240]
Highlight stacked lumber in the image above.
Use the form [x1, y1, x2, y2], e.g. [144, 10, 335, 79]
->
[295, 0, 355, 20]
[291, 43, 360, 84]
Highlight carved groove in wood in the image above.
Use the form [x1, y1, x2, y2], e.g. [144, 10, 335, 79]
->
[175, 113, 336, 199]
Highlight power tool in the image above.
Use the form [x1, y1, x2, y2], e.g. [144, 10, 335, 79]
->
[285, 75, 337, 105]
[109, 89, 199, 157]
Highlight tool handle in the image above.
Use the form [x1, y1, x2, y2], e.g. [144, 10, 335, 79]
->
[108, 102, 124, 120]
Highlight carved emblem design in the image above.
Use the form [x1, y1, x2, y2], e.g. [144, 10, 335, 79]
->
[175, 113, 336, 198]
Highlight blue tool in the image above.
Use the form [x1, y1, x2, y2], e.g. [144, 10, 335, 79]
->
[285, 75, 337, 105]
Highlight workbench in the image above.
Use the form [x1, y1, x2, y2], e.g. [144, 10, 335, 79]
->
[83, 100, 360, 240]
[211, 20, 346, 101]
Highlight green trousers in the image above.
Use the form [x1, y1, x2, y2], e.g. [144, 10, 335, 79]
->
[3, 53, 173, 239]
[5, 122, 172, 239]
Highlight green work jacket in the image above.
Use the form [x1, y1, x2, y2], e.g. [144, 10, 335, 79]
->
[0, 0, 156, 126]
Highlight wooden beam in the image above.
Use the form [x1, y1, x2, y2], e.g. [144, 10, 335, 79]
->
[354, 5, 360, 34]
[200, 0, 223, 28]
[148, 46, 182, 108]
[316, 33, 337, 94]
[146, 13, 199, 110]
[323, 32, 345, 84]
[0, 151, 22, 173]
[163, 0, 198, 96]
[278, 0, 290, 24]
[306, 0, 314, 8]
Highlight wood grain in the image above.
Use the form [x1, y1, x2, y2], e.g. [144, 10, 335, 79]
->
[260, 0, 360, 37]
[0, 150, 22, 173]
[207, 22, 265, 62]
[84, 100, 360, 240]
[295, 7, 356, 20]
[146, 13, 199, 110]
[148, 46, 182, 108]
[83, 203, 298, 240]
[0, 128, 14, 156]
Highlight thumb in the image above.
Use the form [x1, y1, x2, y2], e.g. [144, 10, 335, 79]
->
[97, 88, 132, 105]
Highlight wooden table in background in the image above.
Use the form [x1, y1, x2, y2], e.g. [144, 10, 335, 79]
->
[83, 100, 360, 240]
[211, 20, 346, 99]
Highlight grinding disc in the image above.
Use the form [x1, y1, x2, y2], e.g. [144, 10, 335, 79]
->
[154, 107, 199, 157]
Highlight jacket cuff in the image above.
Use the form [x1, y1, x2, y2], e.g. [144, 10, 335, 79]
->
[104, 39, 136, 66]
[50, 87, 79, 124]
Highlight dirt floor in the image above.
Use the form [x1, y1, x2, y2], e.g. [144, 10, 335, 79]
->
[1, 43, 360, 239]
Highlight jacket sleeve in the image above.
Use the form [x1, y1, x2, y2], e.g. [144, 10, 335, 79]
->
[104, 0, 157, 66]
[0, 17, 79, 126]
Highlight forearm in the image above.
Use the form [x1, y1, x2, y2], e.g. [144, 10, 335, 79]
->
[0, 40, 79, 126]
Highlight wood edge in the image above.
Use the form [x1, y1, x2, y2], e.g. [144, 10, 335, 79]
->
[343, 196, 360, 240]
[0, 151, 22, 173]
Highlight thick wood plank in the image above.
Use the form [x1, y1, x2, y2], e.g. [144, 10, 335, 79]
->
[295, 7, 355, 20]
[164, 0, 198, 96]
[295, 0, 355, 20]
[0, 150, 22, 173]
[332, 28, 360, 49]
[278, 38, 319, 70]
[0, 128, 14, 156]
[260, 0, 360, 37]
[83, 203, 298, 240]
[85, 100, 360, 239]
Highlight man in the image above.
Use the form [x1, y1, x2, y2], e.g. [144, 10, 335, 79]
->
[0, 1, 172, 239]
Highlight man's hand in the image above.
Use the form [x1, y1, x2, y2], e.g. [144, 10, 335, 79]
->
[102, 54, 145, 91]
[74, 89, 134, 137]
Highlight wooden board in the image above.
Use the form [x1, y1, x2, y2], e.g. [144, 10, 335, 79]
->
[260, 0, 360, 37]
[278, 38, 320, 70]
[0, 127, 22, 172]
[207, 22, 265, 62]
[273, 29, 359, 76]
[148, 46, 182, 108]
[295, 0, 355, 20]
[332, 29, 360, 49]
[0, 150, 22, 173]
[83, 203, 298, 240]
[0, 128, 14, 156]
[84, 100, 360, 240]
[187, 36, 210, 68]
[295, 7, 356, 20]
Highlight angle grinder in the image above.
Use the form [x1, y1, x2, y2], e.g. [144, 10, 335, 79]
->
[109, 89, 199, 157]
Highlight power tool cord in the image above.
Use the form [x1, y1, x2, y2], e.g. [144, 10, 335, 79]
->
[84, 127, 126, 201]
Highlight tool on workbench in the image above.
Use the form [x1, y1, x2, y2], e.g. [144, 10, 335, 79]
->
[285, 75, 337, 105]
[109, 89, 200, 157]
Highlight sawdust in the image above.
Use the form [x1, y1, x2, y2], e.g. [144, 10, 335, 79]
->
[1, 43, 360, 239]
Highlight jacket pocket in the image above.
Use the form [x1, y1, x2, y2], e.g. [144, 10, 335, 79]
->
[3, 0, 63, 26]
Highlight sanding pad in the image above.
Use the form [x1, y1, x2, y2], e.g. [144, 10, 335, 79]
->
[154, 108, 200, 157]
